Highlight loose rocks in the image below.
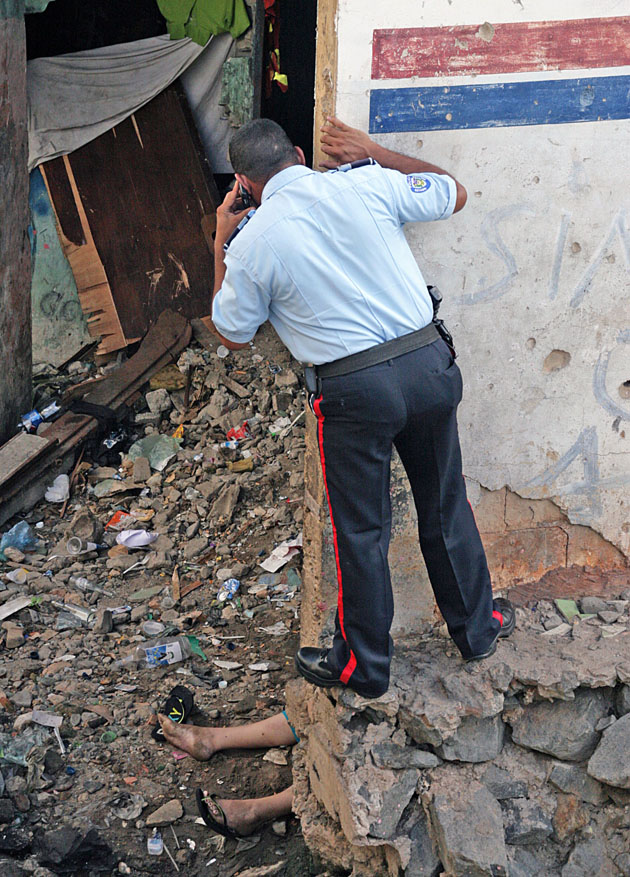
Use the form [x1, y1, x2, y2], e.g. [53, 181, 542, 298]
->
[509, 688, 612, 761]
[587, 712, 630, 788]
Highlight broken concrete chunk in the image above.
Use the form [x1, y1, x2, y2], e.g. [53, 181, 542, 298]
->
[427, 775, 508, 876]
[132, 456, 151, 483]
[182, 536, 208, 560]
[145, 388, 172, 415]
[211, 483, 240, 521]
[587, 712, 630, 788]
[509, 688, 611, 761]
[501, 798, 553, 845]
[145, 798, 183, 826]
[437, 714, 505, 763]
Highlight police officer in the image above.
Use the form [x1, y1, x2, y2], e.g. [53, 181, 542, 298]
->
[211, 117, 515, 700]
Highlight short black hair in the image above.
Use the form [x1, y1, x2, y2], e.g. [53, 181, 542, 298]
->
[229, 119, 298, 182]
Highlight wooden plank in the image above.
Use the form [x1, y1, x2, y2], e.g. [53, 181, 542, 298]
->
[41, 160, 126, 356]
[314, 0, 338, 168]
[66, 85, 219, 344]
[369, 74, 630, 134]
[372, 17, 630, 80]
[0, 433, 51, 483]
[41, 157, 85, 246]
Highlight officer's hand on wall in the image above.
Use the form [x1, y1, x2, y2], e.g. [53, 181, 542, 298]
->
[215, 182, 252, 250]
[319, 116, 374, 168]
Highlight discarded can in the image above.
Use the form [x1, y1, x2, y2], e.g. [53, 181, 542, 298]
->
[217, 578, 240, 602]
[20, 400, 61, 433]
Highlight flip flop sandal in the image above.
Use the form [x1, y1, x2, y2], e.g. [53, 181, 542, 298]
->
[195, 789, 243, 839]
[151, 685, 194, 742]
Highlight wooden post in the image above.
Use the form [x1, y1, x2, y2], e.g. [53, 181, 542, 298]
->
[0, 0, 31, 445]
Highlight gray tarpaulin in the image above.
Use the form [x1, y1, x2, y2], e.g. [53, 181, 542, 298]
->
[27, 32, 235, 173]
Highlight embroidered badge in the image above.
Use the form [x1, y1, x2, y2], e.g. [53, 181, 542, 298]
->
[407, 175, 432, 194]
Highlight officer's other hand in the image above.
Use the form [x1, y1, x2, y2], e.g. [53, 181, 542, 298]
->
[215, 182, 252, 249]
[319, 116, 373, 169]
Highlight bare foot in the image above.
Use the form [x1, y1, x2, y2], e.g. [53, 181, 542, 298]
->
[157, 715, 217, 760]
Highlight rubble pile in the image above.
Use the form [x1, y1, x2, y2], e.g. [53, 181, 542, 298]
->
[288, 600, 630, 877]
[0, 326, 318, 876]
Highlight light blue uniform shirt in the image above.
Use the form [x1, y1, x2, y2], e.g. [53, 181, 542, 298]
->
[212, 163, 456, 364]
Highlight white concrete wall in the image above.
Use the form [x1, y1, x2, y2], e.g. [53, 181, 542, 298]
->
[333, 0, 630, 554]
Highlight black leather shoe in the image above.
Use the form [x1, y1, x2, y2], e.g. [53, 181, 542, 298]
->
[464, 597, 516, 662]
[295, 647, 387, 699]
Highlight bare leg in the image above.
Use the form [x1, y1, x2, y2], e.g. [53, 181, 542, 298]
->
[158, 711, 296, 761]
[203, 786, 294, 836]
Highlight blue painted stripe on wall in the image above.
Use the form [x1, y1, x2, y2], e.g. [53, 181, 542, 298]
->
[369, 75, 630, 133]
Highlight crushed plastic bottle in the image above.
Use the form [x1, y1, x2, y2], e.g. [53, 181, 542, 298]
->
[217, 578, 240, 602]
[112, 636, 193, 670]
[147, 828, 163, 856]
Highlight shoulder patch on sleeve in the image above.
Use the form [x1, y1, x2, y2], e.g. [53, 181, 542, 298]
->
[406, 174, 432, 194]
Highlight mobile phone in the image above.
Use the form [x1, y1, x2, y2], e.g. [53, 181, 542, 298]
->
[238, 183, 253, 209]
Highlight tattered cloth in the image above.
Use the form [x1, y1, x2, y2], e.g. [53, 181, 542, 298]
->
[27, 33, 234, 172]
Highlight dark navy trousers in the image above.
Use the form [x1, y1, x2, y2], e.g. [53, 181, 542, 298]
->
[312, 338, 499, 696]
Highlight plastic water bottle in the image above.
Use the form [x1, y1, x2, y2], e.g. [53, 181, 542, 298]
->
[147, 828, 163, 856]
[217, 578, 240, 602]
[112, 636, 193, 669]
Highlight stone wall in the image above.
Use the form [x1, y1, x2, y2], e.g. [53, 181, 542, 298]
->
[0, 0, 31, 445]
[288, 601, 630, 876]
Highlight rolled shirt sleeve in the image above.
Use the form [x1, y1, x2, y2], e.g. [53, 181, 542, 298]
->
[382, 169, 457, 225]
[212, 256, 271, 344]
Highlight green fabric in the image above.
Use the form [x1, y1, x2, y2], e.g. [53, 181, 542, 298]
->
[157, 0, 250, 45]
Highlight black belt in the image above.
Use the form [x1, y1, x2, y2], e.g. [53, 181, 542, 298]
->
[304, 322, 442, 395]
[317, 322, 440, 378]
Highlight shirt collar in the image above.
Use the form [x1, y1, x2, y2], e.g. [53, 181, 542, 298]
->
[261, 165, 315, 202]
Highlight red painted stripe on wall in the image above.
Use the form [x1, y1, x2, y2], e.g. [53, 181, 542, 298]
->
[372, 17, 630, 80]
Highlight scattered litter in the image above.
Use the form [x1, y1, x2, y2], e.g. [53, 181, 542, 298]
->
[263, 748, 288, 765]
[115, 529, 159, 549]
[147, 828, 163, 856]
[0, 520, 38, 558]
[32, 709, 65, 754]
[127, 433, 182, 472]
[217, 578, 241, 602]
[213, 660, 243, 670]
[259, 534, 303, 572]
[258, 621, 290, 637]
[45, 473, 70, 503]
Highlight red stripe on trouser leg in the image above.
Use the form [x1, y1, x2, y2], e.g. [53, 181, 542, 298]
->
[313, 396, 357, 684]
[492, 609, 504, 626]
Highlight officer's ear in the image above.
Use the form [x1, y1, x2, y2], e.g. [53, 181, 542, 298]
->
[295, 146, 306, 166]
